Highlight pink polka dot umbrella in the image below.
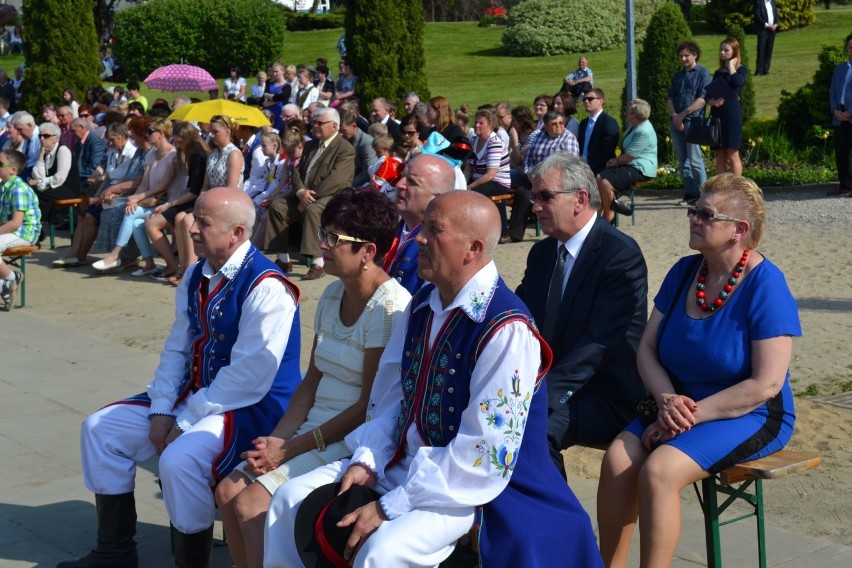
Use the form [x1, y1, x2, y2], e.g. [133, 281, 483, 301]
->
[143, 64, 219, 93]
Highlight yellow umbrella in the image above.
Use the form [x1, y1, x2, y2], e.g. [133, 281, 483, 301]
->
[168, 99, 270, 127]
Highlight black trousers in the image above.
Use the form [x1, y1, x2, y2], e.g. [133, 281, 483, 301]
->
[756, 29, 776, 74]
[38, 183, 81, 225]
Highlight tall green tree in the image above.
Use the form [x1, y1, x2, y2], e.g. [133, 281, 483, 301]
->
[636, 3, 692, 161]
[343, 0, 429, 106]
[21, 0, 101, 112]
[397, 0, 430, 101]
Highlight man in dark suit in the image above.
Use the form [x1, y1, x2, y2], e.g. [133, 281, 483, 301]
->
[754, 0, 780, 76]
[515, 152, 648, 475]
[577, 88, 619, 175]
[370, 97, 402, 145]
[264, 107, 355, 280]
[71, 117, 106, 205]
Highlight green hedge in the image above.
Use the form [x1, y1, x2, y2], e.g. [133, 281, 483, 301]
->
[114, 0, 287, 81]
[502, 0, 666, 57]
[777, 43, 846, 145]
[644, 166, 835, 189]
[285, 11, 345, 32]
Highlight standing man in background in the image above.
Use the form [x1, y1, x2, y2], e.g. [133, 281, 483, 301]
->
[754, 0, 780, 76]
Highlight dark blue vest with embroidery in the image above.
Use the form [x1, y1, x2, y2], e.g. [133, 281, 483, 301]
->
[117, 246, 302, 481]
[390, 278, 604, 567]
[181, 245, 301, 479]
[386, 221, 425, 296]
[391, 278, 535, 452]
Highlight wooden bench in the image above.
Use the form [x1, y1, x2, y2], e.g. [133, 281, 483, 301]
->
[47, 196, 84, 249]
[2, 244, 40, 308]
[694, 449, 821, 568]
[490, 190, 541, 237]
[576, 444, 821, 567]
[612, 179, 651, 228]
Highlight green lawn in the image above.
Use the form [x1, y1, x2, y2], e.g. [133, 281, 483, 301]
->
[279, 7, 852, 118]
[3, 7, 851, 120]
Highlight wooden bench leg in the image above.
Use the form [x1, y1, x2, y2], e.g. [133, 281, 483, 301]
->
[18, 254, 25, 308]
[699, 476, 723, 568]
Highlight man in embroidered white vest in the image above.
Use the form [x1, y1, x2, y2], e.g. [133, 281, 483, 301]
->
[59, 188, 302, 568]
[264, 191, 602, 567]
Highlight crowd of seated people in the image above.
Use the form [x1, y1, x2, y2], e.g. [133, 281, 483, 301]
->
[4, 49, 664, 294]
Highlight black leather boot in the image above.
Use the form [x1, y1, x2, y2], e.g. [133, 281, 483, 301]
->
[174, 525, 213, 568]
[56, 492, 138, 568]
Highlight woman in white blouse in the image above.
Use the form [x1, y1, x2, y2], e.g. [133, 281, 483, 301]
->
[28, 122, 80, 233]
[214, 189, 411, 568]
[225, 66, 247, 103]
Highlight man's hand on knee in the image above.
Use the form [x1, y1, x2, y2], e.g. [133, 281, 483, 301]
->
[339, 500, 388, 561]
[148, 415, 175, 454]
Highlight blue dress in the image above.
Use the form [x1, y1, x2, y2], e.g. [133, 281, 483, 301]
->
[710, 66, 747, 149]
[626, 255, 801, 474]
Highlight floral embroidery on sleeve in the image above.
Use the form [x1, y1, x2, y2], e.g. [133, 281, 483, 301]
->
[473, 370, 531, 478]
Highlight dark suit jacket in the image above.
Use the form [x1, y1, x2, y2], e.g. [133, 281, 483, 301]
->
[753, 0, 779, 31]
[516, 215, 648, 447]
[292, 133, 355, 199]
[77, 133, 107, 182]
[578, 111, 619, 175]
[383, 117, 402, 145]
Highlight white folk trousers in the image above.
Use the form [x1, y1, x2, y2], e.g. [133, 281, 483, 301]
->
[80, 401, 225, 533]
[263, 458, 474, 568]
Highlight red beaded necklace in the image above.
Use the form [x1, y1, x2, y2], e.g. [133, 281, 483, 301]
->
[695, 248, 750, 312]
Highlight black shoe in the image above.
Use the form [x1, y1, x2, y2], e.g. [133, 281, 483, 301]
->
[174, 525, 213, 568]
[56, 493, 138, 568]
[611, 199, 634, 217]
[1, 279, 12, 312]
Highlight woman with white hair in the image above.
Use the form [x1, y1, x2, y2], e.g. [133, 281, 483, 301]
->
[29, 121, 81, 234]
[595, 98, 658, 223]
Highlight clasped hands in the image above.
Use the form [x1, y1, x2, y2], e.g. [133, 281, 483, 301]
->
[641, 393, 699, 451]
[240, 435, 289, 476]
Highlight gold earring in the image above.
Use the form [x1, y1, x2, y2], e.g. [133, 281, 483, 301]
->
[362, 264, 369, 271]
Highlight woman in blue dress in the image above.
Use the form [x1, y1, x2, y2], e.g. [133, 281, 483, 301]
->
[597, 173, 801, 568]
[708, 37, 747, 176]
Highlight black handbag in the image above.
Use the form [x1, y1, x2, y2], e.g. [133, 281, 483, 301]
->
[685, 117, 721, 149]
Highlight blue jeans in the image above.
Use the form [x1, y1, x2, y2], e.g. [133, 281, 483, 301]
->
[116, 206, 154, 258]
[670, 119, 706, 200]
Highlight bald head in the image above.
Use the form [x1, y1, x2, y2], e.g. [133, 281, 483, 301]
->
[438, 191, 502, 258]
[396, 154, 457, 226]
[417, 190, 502, 305]
[203, 187, 256, 233]
[412, 154, 456, 193]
